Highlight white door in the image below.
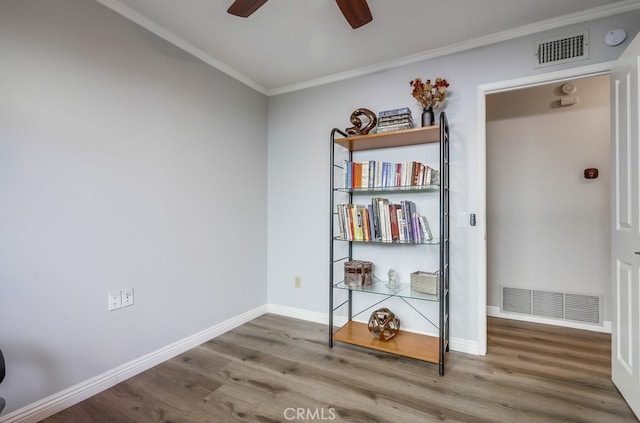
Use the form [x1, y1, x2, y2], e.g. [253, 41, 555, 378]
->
[611, 32, 640, 419]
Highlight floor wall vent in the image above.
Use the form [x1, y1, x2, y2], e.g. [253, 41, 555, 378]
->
[502, 286, 601, 325]
[534, 31, 588, 68]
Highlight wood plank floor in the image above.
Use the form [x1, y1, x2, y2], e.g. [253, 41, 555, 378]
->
[41, 315, 638, 423]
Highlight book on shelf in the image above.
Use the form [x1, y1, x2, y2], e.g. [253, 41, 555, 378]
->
[381, 162, 388, 188]
[412, 212, 421, 243]
[419, 215, 433, 241]
[378, 107, 412, 118]
[344, 160, 352, 190]
[401, 200, 413, 242]
[376, 107, 415, 134]
[389, 204, 399, 241]
[382, 200, 392, 242]
[377, 114, 413, 127]
[336, 198, 431, 243]
[412, 162, 421, 186]
[367, 203, 377, 241]
[407, 201, 419, 241]
[375, 161, 383, 188]
[396, 206, 406, 241]
[376, 122, 413, 134]
[349, 204, 356, 240]
[360, 205, 371, 242]
[361, 161, 369, 189]
[342, 160, 440, 189]
[354, 205, 363, 241]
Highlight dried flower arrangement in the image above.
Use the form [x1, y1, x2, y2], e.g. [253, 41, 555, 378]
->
[409, 77, 450, 109]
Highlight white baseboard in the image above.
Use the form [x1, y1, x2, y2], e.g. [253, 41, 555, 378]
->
[486, 306, 612, 333]
[0, 305, 267, 423]
[267, 304, 334, 325]
[449, 337, 481, 356]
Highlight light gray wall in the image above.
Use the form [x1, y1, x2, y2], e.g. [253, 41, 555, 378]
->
[486, 75, 611, 320]
[0, 0, 267, 414]
[267, 13, 640, 346]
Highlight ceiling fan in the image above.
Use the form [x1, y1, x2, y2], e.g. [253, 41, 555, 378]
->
[227, 0, 373, 29]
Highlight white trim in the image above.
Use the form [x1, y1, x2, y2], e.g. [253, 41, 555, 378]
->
[480, 61, 615, 94]
[269, 2, 640, 96]
[478, 60, 615, 355]
[95, 0, 640, 96]
[487, 306, 612, 333]
[267, 303, 338, 326]
[94, 0, 268, 95]
[477, 87, 488, 356]
[450, 338, 482, 356]
[0, 305, 267, 423]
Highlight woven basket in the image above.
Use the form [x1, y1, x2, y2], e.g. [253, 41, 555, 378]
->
[410, 271, 439, 295]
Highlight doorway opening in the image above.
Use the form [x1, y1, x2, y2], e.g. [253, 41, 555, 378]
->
[476, 62, 614, 355]
[486, 75, 611, 332]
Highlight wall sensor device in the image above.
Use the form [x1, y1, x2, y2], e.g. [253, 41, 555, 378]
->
[605, 29, 626, 47]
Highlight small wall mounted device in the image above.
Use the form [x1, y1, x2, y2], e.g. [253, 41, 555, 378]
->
[584, 168, 599, 179]
[605, 29, 626, 47]
[561, 82, 577, 95]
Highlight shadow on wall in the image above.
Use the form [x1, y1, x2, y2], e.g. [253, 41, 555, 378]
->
[1, 348, 5, 412]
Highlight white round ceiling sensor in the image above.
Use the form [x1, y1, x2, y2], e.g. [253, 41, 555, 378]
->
[605, 29, 626, 46]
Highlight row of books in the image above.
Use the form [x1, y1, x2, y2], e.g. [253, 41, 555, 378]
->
[376, 107, 413, 134]
[344, 160, 439, 189]
[336, 198, 433, 243]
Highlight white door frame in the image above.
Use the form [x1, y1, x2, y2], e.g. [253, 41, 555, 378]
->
[476, 61, 616, 355]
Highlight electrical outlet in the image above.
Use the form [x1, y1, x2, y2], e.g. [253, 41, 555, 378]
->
[122, 288, 134, 307]
[108, 291, 122, 311]
[294, 276, 302, 288]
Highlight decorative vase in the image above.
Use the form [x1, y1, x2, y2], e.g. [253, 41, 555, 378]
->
[421, 107, 435, 127]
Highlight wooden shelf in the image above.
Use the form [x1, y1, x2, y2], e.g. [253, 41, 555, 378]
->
[334, 125, 440, 151]
[333, 321, 439, 363]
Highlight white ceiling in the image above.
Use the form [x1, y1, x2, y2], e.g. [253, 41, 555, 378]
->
[97, 0, 640, 95]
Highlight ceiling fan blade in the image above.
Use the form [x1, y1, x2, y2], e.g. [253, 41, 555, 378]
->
[335, 0, 372, 29]
[227, 0, 268, 18]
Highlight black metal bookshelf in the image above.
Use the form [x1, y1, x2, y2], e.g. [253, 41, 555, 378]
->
[328, 112, 450, 375]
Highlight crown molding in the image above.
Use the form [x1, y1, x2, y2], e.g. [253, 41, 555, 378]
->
[94, 0, 269, 95]
[95, 0, 640, 97]
[268, 0, 640, 95]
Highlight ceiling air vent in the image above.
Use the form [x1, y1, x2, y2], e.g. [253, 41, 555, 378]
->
[534, 31, 588, 68]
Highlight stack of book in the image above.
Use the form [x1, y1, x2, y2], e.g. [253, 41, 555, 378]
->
[336, 198, 433, 243]
[376, 107, 413, 134]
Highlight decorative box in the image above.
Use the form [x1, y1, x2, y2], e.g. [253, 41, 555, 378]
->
[410, 271, 439, 295]
[345, 260, 373, 287]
